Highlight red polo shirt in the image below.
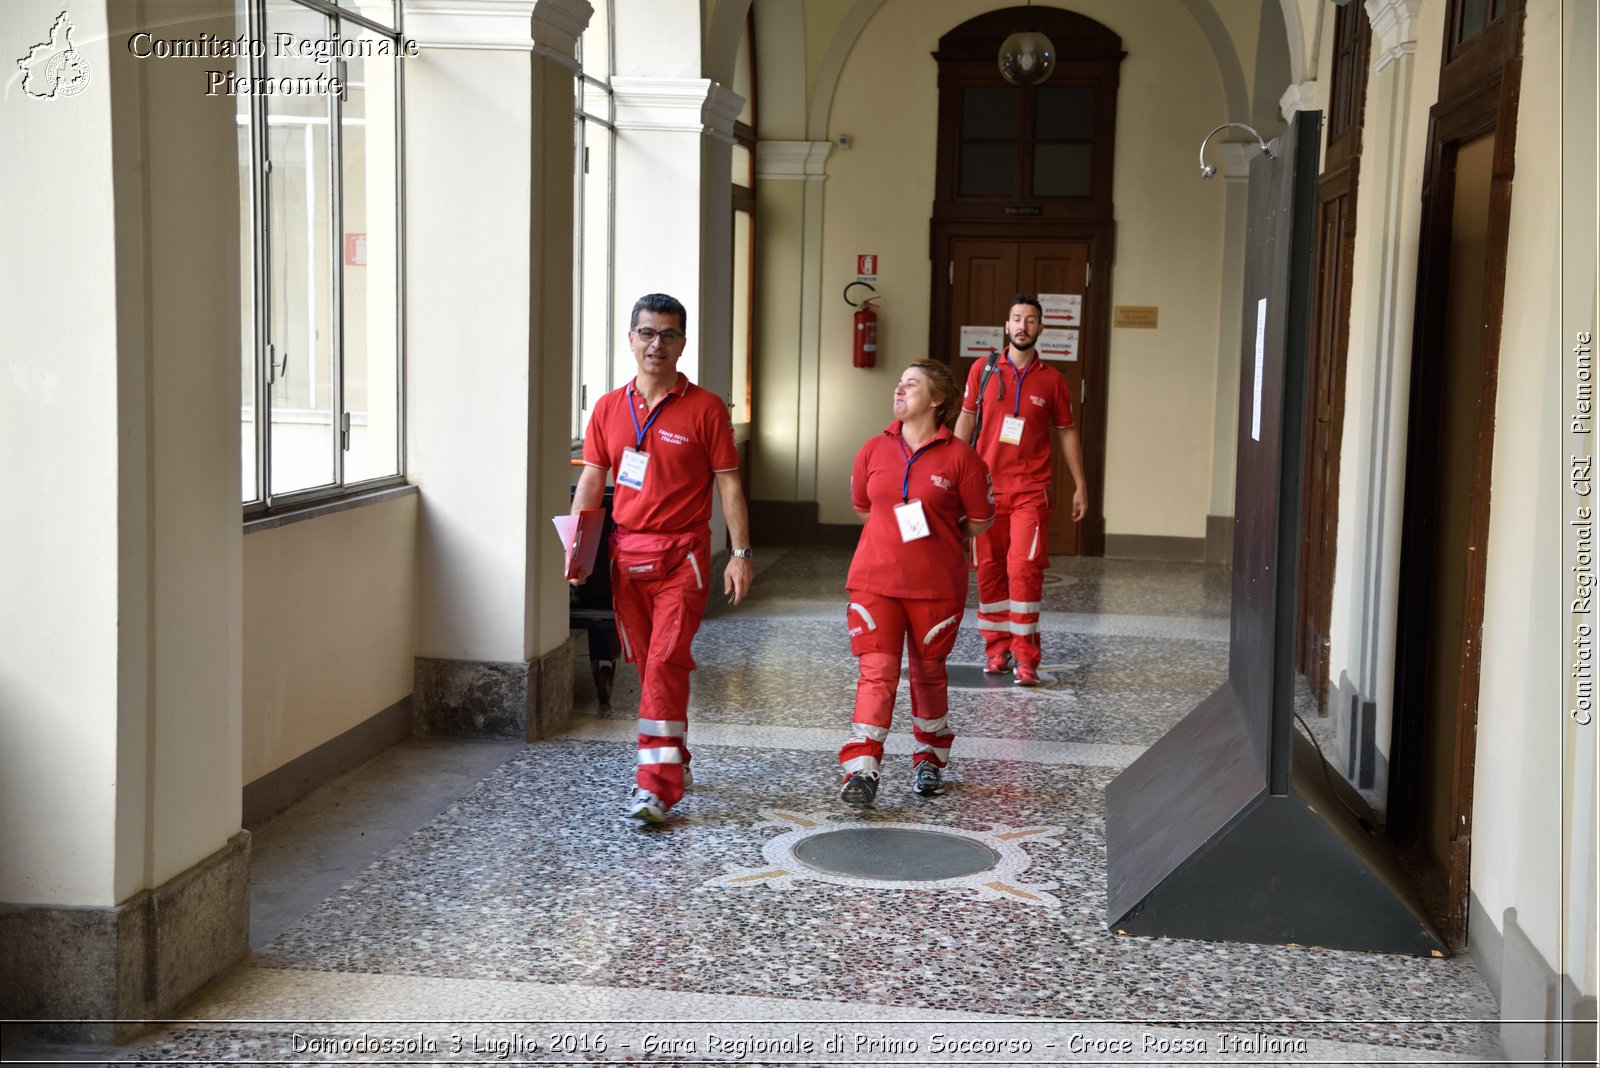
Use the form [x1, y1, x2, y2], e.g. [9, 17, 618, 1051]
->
[846, 422, 994, 601]
[583, 373, 740, 535]
[961, 348, 1075, 495]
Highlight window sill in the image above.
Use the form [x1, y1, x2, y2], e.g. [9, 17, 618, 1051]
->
[244, 483, 418, 534]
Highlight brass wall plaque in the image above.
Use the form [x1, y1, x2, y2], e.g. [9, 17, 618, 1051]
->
[1113, 305, 1159, 328]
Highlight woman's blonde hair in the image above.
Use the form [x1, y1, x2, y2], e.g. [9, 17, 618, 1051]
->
[906, 360, 962, 428]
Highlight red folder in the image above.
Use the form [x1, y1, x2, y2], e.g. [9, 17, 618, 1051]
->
[553, 509, 603, 581]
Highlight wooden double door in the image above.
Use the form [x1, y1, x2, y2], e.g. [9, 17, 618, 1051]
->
[933, 231, 1105, 557]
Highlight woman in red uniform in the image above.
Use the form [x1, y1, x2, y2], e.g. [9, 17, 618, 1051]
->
[839, 361, 995, 806]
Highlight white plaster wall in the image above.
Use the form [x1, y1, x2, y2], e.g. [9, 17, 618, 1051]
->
[0, 1, 123, 907]
[1471, 0, 1596, 993]
[813, 0, 1229, 536]
[1098, 0, 1230, 539]
[406, 44, 533, 663]
[243, 497, 418, 783]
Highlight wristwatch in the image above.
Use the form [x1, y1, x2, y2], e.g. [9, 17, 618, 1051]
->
[730, 548, 754, 560]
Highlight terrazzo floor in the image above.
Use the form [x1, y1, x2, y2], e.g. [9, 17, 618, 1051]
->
[12, 547, 1505, 1066]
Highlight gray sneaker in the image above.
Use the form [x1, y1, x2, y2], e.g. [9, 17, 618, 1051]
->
[913, 762, 945, 797]
[839, 771, 879, 807]
[626, 787, 668, 824]
[681, 766, 694, 790]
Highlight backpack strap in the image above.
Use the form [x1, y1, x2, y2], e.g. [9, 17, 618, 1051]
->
[970, 348, 1003, 446]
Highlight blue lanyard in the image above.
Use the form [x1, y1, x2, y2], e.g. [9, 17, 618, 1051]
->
[1004, 351, 1037, 417]
[627, 384, 673, 450]
[897, 434, 940, 503]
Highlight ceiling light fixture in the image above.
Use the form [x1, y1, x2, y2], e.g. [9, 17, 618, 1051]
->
[998, 2, 1054, 87]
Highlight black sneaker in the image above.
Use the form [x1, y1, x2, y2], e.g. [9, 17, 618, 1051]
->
[839, 771, 879, 807]
[913, 762, 945, 797]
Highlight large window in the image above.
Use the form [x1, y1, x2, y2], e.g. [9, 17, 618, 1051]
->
[572, 0, 614, 443]
[238, 0, 404, 510]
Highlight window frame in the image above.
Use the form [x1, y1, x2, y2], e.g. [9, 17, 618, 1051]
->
[931, 10, 1122, 223]
[572, 2, 616, 447]
[238, 0, 408, 517]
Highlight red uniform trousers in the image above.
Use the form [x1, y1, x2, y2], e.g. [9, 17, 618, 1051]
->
[973, 489, 1050, 670]
[610, 529, 711, 808]
[839, 590, 963, 778]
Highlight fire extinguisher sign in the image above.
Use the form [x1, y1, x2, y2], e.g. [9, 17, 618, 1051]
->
[856, 254, 878, 282]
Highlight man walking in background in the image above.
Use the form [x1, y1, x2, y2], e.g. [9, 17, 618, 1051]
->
[953, 294, 1088, 686]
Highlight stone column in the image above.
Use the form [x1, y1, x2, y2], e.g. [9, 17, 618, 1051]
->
[0, 0, 248, 1041]
[610, 77, 745, 394]
[752, 140, 831, 511]
[406, 0, 589, 739]
[609, 75, 744, 547]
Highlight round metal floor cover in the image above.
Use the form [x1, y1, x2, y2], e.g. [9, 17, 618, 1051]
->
[791, 827, 1000, 881]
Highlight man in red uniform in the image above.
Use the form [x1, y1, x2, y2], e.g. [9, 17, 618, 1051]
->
[570, 293, 754, 824]
[953, 295, 1089, 687]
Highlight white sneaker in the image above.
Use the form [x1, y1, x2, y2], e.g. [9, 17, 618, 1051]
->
[681, 766, 694, 790]
[626, 787, 668, 824]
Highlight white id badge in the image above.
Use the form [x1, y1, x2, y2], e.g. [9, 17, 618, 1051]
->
[999, 415, 1025, 445]
[617, 447, 650, 490]
[894, 499, 931, 542]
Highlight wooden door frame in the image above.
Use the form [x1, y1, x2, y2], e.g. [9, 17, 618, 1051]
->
[930, 219, 1111, 556]
[1389, 0, 1523, 946]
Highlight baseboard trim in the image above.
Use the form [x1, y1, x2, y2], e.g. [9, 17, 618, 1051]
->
[0, 832, 251, 1044]
[1490, 905, 1597, 1063]
[414, 639, 574, 742]
[1467, 893, 1504, 1001]
[243, 697, 413, 830]
[1103, 533, 1208, 562]
[1206, 514, 1234, 566]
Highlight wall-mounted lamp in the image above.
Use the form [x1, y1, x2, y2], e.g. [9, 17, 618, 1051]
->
[1198, 122, 1272, 180]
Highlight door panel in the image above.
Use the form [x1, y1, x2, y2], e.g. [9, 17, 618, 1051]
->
[949, 240, 1017, 363]
[948, 237, 1090, 555]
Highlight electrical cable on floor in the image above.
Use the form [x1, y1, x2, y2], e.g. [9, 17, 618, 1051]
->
[1293, 710, 1377, 834]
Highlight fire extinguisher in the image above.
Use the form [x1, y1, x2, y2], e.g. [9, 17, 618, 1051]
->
[846, 282, 879, 368]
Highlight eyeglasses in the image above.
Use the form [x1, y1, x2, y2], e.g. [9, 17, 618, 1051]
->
[633, 328, 686, 344]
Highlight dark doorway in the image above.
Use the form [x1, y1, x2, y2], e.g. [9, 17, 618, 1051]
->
[1390, 0, 1524, 946]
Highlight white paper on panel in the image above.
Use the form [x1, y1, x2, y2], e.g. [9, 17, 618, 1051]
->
[1040, 293, 1082, 326]
[960, 325, 1005, 359]
[1037, 328, 1079, 361]
[1252, 298, 1268, 443]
